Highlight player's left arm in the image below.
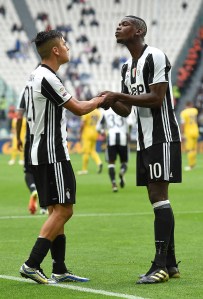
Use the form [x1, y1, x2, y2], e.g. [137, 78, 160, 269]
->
[100, 82, 168, 111]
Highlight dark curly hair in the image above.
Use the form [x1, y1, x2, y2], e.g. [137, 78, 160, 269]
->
[125, 15, 147, 37]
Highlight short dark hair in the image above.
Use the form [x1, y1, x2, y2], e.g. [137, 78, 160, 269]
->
[32, 30, 63, 59]
[125, 15, 147, 37]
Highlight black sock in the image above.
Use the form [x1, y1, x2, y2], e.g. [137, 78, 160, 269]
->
[153, 202, 174, 268]
[120, 163, 127, 174]
[108, 165, 115, 183]
[166, 212, 177, 266]
[25, 237, 51, 268]
[51, 234, 67, 274]
[25, 172, 36, 193]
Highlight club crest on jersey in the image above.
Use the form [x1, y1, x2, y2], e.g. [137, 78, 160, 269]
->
[60, 87, 65, 93]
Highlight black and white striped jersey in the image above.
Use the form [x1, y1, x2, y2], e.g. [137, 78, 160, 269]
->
[96, 108, 133, 146]
[121, 45, 181, 151]
[23, 64, 72, 165]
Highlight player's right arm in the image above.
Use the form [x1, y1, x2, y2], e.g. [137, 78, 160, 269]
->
[63, 96, 105, 116]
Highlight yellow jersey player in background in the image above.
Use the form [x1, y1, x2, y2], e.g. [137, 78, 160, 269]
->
[78, 109, 103, 175]
[180, 101, 199, 171]
[8, 115, 26, 165]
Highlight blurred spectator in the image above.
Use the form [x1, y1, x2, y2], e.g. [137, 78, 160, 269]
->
[182, 2, 188, 9]
[112, 57, 120, 70]
[112, 56, 127, 70]
[36, 12, 48, 21]
[83, 85, 93, 100]
[81, 5, 95, 16]
[90, 17, 99, 26]
[88, 53, 101, 65]
[6, 39, 22, 59]
[7, 105, 16, 131]
[0, 5, 6, 17]
[91, 45, 98, 54]
[67, 0, 84, 10]
[120, 56, 127, 64]
[8, 116, 26, 166]
[56, 24, 73, 33]
[78, 18, 86, 27]
[176, 26, 202, 92]
[151, 20, 158, 26]
[80, 72, 92, 84]
[88, 6, 96, 15]
[0, 94, 6, 121]
[67, 3, 72, 10]
[11, 23, 24, 32]
[65, 64, 80, 82]
[45, 23, 52, 32]
[70, 55, 82, 68]
[66, 114, 81, 140]
[6, 38, 29, 60]
[172, 85, 181, 106]
[76, 34, 89, 43]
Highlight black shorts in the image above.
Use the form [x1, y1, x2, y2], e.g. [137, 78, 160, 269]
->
[106, 145, 128, 163]
[31, 160, 76, 207]
[136, 142, 182, 186]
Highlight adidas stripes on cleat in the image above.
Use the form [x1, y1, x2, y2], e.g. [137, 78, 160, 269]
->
[136, 268, 169, 284]
[20, 263, 56, 284]
[51, 271, 90, 283]
[139, 262, 180, 279]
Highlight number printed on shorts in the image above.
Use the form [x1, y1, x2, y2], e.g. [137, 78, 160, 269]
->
[149, 163, 162, 179]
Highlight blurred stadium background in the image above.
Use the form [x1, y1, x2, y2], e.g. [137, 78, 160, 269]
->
[0, 0, 203, 152]
[0, 2, 203, 298]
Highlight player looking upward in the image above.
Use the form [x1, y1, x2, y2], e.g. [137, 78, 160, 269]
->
[100, 16, 182, 284]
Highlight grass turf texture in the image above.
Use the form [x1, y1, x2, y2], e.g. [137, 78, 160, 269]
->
[0, 152, 203, 299]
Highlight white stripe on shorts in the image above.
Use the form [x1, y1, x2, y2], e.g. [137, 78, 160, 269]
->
[163, 143, 170, 181]
[54, 162, 65, 204]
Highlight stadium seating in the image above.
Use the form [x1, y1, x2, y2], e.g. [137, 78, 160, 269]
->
[0, 0, 202, 100]
[25, 0, 203, 97]
[0, 0, 38, 96]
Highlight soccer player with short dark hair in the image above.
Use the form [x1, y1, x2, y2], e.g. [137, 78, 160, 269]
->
[100, 16, 182, 284]
[19, 30, 104, 284]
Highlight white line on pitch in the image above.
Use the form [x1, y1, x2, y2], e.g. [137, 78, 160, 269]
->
[0, 210, 202, 220]
[0, 275, 147, 299]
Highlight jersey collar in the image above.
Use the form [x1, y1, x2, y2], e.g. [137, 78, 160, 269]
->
[41, 64, 56, 74]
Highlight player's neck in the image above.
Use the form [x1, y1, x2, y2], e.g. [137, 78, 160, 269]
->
[127, 42, 146, 60]
[41, 58, 59, 72]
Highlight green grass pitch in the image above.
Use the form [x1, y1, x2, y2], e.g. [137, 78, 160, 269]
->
[0, 152, 203, 299]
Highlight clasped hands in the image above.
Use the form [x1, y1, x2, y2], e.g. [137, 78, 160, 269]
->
[97, 91, 117, 110]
